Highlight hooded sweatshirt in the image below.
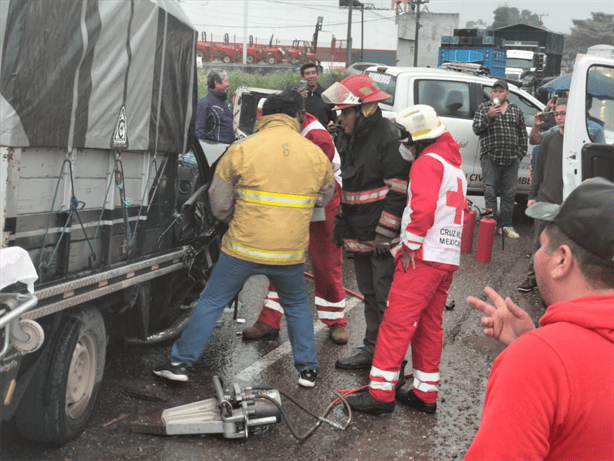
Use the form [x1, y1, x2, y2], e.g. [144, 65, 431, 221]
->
[465, 294, 614, 461]
[399, 131, 466, 271]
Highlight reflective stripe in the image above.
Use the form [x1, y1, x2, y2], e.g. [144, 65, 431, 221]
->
[414, 369, 440, 382]
[264, 298, 284, 313]
[413, 378, 438, 393]
[380, 211, 401, 228]
[223, 239, 305, 263]
[237, 188, 319, 208]
[317, 310, 345, 320]
[314, 296, 346, 308]
[345, 240, 374, 252]
[370, 380, 396, 391]
[404, 231, 425, 244]
[370, 366, 400, 382]
[384, 178, 409, 194]
[342, 186, 388, 205]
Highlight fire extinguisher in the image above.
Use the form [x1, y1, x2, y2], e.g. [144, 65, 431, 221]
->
[461, 208, 477, 253]
[476, 216, 496, 262]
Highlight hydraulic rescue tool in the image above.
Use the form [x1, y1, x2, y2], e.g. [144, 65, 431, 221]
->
[132, 376, 282, 438]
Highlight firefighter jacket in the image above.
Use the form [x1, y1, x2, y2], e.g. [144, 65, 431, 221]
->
[209, 113, 334, 265]
[336, 108, 410, 252]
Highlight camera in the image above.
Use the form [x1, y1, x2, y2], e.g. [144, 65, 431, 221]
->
[539, 111, 556, 130]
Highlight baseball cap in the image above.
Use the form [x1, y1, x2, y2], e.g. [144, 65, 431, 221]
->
[525, 177, 614, 263]
[492, 79, 509, 90]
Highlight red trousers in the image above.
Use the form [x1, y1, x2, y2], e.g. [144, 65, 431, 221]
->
[368, 257, 455, 403]
[258, 193, 346, 329]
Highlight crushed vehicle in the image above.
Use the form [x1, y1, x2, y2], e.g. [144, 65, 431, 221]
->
[0, 0, 223, 444]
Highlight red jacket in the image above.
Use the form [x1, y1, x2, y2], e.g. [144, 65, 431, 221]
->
[465, 294, 614, 461]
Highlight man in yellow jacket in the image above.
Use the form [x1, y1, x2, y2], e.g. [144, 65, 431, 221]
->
[154, 92, 334, 387]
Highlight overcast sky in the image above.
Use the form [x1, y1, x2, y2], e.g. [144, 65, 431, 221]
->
[181, 0, 613, 47]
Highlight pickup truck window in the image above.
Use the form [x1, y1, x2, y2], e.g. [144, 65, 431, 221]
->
[586, 65, 613, 144]
[416, 80, 471, 119]
[365, 71, 395, 106]
[483, 86, 540, 127]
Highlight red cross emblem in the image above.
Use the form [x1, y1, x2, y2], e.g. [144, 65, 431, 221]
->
[446, 178, 466, 224]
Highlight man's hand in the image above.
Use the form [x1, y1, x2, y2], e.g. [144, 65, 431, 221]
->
[333, 214, 346, 247]
[298, 87, 308, 99]
[488, 103, 502, 118]
[467, 287, 536, 346]
[374, 234, 393, 257]
[326, 120, 336, 134]
[401, 248, 416, 271]
[533, 112, 545, 129]
[527, 199, 536, 207]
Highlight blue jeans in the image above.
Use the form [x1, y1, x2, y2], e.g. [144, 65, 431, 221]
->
[171, 252, 317, 371]
[480, 156, 520, 228]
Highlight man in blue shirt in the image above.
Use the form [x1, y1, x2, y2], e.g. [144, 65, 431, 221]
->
[195, 70, 235, 144]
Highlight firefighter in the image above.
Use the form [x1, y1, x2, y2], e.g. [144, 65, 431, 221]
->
[346, 105, 467, 414]
[322, 75, 410, 369]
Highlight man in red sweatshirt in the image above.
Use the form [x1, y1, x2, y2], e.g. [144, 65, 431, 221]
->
[346, 105, 467, 414]
[465, 177, 614, 460]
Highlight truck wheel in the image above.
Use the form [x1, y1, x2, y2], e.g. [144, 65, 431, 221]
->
[15, 306, 106, 444]
[223, 54, 232, 63]
[246, 54, 255, 64]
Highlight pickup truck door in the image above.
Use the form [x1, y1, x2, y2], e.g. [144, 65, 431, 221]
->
[562, 54, 614, 198]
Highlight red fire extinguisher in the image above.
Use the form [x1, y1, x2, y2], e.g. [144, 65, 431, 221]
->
[461, 208, 477, 253]
[476, 217, 496, 262]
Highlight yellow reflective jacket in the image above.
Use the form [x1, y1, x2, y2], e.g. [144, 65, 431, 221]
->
[211, 114, 334, 265]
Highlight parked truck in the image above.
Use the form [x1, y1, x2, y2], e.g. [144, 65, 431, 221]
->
[495, 24, 564, 95]
[0, 0, 222, 444]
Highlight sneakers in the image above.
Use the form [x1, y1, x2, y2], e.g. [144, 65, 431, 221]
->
[153, 361, 189, 382]
[330, 324, 349, 344]
[395, 387, 437, 414]
[298, 369, 317, 388]
[518, 277, 537, 292]
[241, 321, 279, 339]
[499, 226, 520, 238]
[345, 389, 395, 415]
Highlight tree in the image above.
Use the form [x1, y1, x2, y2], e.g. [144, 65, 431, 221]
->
[563, 12, 614, 71]
[491, 6, 543, 29]
[465, 19, 490, 29]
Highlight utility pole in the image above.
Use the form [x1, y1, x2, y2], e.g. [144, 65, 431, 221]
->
[345, 0, 353, 68]
[412, 0, 429, 67]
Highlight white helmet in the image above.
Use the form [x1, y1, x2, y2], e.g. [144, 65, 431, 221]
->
[395, 105, 446, 142]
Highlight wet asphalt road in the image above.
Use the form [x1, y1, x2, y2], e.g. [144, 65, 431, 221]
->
[2, 209, 545, 461]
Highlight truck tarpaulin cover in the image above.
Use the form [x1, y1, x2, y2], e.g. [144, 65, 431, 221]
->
[0, 0, 198, 154]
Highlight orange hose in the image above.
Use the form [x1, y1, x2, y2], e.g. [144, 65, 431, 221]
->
[303, 271, 365, 301]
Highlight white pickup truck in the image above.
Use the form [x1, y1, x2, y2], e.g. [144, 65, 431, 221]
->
[363, 66, 545, 207]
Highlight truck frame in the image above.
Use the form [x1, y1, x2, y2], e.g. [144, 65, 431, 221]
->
[1, 0, 222, 444]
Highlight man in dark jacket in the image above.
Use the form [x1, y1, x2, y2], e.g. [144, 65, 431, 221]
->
[195, 69, 235, 144]
[299, 62, 337, 133]
[323, 75, 410, 369]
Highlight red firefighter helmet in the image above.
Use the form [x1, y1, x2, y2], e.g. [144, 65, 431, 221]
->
[322, 74, 390, 110]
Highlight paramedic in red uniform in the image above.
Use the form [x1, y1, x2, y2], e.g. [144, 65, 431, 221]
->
[241, 90, 348, 344]
[346, 105, 467, 414]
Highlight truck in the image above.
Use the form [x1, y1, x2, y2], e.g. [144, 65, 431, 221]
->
[0, 0, 223, 444]
[494, 24, 564, 95]
[438, 29, 507, 78]
[562, 54, 614, 196]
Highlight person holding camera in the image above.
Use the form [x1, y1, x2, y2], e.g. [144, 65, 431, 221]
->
[472, 80, 527, 239]
[518, 99, 568, 292]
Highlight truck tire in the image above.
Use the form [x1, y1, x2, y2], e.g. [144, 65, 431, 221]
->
[223, 54, 232, 64]
[15, 306, 106, 444]
[246, 54, 255, 64]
